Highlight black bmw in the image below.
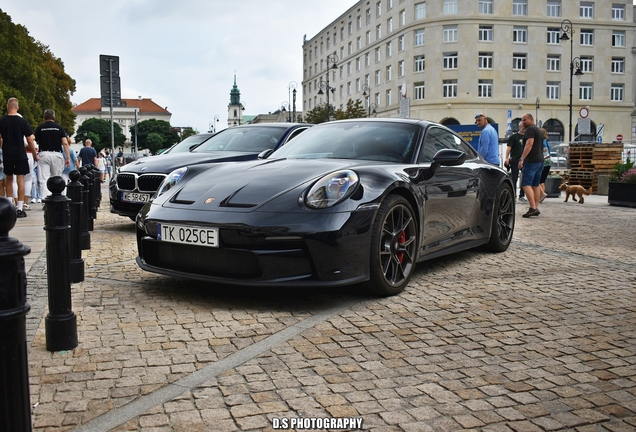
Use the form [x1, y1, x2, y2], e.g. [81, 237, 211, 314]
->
[136, 119, 515, 296]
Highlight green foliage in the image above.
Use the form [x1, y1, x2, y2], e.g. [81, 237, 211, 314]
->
[610, 158, 634, 182]
[180, 127, 198, 140]
[132, 118, 180, 155]
[304, 104, 334, 124]
[75, 118, 126, 153]
[334, 99, 367, 120]
[0, 9, 76, 133]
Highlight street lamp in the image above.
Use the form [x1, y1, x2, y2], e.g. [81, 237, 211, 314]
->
[561, 19, 584, 142]
[281, 101, 289, 122]
[317, 52, 338, 122]
[292, 88, 297, 122]
[368, 103, 377, 118]
[535, 97, 540, 128]
[209, 114, 220, 133]
[288, 81, 297, 122]
[361, 84, 371, 117]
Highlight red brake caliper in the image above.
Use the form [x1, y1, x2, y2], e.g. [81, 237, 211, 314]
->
[396, 231, 406, 264]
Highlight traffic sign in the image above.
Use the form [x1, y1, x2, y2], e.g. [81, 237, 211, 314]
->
[617, 134, 623, 142]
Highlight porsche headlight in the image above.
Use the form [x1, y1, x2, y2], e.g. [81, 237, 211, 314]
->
[156, 167, 187, 197]
[306, 170, 359, 209]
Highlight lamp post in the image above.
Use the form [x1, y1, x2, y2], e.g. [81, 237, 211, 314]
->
[368, 103, 377, 118]
[361, 84, 371, 117]
[292, 88, 297, 122]
[535, 97, 540, 127]
[281, 101, 289, 122]
[561, 19, 584, 143]
[209, 114, 220, 133]
[288, 81, 297, 122]
[317, 53, 338, 122]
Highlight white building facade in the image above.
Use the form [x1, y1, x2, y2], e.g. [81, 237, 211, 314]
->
[303, 0, 635, 143]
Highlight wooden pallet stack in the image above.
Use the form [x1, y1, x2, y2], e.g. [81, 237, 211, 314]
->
[567, 143, 623, 193]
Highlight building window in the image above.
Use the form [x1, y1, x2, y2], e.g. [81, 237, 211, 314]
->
[356, 57, 361, 71]
[375, 92, 380, 106]
[612, 4, 625, 20]
[366, 8, 371, 24]
[375, 70, 381, 85]
[326, 38, 330, 50]
[398, 35, 405, 51]
[479, 52, 493, 69]
[347, 62, 352, 75]
[547, 1, 561, 17]
[612, 31, 625, 47]
[340, 47, 344, 59]
[512, 80, 526, 99]
[376, 24, 382, 39]
[387, 18, 393, 33]
[414, 82, 425, 100]
[547, 55, 561, 71]
[386, 65, 392, 81]
[546, 82, 560, 99]
[547, 28, 560, 44]
[443, 52, 458, 69]
[580, 2, 593, 19]
[348, 42, 352, 55]
[443, 80, 457, 98]
[611, 57, 625, 74]
[414, 29, 425, 46]
[357, 37, 361, 50]
[386, 42, 392, 57]
[512, 0, 527, 16]
[443, 0, 458, 15]
[580, 56, 593, 72]
[357, 15, 362, 29]
[513, 26, 527, 43]
[479, 25, 493, 42]
[611, 84, 624, 101]
[375, 47, 381, 62]
[365, 74, 370, 86]
[398, 60, 404, 77]
[339, 65, 343, 78]
[579, 83, 593, 101]
[414, 55, 425, 72]
[341, 27, 344, 40]
[387, 0, 393, 10]
[356, 78, 361, 92]
[347, 82, 352, 95]
[443, 25, 458, 42]
[386, 89, 392, 105]
[399, 10, 406, 26]
[348, 22, 353, 35]
[415, 2, 426, 20]
[365, 53, 370, 67]
[512, 53, 526, 70]
[580, 30, 593, 46]
[478, 80, 493, 98]
[479, 0, 493, 14]
[366, 31, 371, 45]
[377, 1, 382, 16]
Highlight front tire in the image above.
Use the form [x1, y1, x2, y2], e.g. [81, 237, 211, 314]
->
[366, 195, 418, 297]
[483, 182, 514, 252]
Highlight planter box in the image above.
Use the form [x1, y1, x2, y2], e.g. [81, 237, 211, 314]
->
[608, 181, 636, 207]
[545, 176, 562, 198]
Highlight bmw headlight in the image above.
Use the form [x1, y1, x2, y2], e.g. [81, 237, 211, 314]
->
[156, 167, 187, 197]
[306, 170, 359, 209]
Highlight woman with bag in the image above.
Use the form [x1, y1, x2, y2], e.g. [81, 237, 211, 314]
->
[539, 128, 552, 203]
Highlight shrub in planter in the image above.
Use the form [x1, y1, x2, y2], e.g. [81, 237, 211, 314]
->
[608, 159, 636, 207]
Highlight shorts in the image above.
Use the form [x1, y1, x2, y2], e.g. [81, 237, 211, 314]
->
[539, 165, 551, 184]
[521, 161, 543, 187]
[3, 158, 30, 176]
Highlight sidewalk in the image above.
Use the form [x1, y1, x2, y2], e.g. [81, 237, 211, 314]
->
[10, 186, 636, 431]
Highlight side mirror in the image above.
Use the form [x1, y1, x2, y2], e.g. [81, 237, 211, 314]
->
[258, 149, 274, 159]
[407, 149, 467, 182]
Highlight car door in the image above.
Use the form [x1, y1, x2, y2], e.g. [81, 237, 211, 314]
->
[415, 126, 481, 255]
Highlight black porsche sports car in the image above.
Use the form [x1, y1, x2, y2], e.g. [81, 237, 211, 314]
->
[110, 123, 311, 219]
[136, 119, 515, 296]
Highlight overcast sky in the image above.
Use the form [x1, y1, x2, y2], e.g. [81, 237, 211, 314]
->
[2, 0, 355, 133]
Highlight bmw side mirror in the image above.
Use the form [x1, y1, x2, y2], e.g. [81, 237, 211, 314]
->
[258, 149, 274, 159]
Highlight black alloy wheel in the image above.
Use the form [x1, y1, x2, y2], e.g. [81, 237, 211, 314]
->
[483, 182, 515, 252]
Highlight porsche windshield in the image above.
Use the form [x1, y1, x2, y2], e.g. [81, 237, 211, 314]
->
[269, 121, 419, 163]
[192, 127, 287, 153]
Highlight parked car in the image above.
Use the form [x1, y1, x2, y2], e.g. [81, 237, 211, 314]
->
[136, 119, 515, 296]
[110, 124, 311, 219]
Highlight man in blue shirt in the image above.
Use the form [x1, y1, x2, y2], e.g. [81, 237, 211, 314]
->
[475, 113, 500, 166]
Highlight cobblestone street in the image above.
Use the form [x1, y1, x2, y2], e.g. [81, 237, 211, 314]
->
[19, 192, 636, 431]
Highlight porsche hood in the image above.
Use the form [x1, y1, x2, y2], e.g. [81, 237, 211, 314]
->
[120, 151, 258, 175]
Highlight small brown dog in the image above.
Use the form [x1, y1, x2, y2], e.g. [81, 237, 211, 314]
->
[559, 183, 592, 203]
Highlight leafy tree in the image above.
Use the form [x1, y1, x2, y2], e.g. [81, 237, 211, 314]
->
[334, 99, 367, 120]
[0, 9, 76, 133]
[180, 127, 198, 140]
[132, 118, 180, 155]
[304, 104, 335, 124]
[75, 118, 126, 153]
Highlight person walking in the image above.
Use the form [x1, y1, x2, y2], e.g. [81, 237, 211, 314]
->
[79, 138, 98, 167]
[35, 109, 70, 199]
[61, 145, 79, 188]
[0, 98, 39, 218]
[518, 113, 544, 218]
[505, 124, 525, 202]
[539, 128, 552, 203]
[474, 113, 501, 166]
[97, 152, 106, 183]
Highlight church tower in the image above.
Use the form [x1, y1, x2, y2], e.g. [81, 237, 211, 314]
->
[227, 75, 244, 127]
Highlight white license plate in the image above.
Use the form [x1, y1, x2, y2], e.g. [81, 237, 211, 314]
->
[158, 224, 219, 248]
[122, 192, 151, 203]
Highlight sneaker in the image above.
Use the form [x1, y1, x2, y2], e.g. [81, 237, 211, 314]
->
[30, 198, 36, 203]
[539, 192, 547, 203]
[522, 208, 540, 218]
[518, 197, 528, 203]
[36, 198, 42, 203]
[16, 209, 28, 218]
[23, 204, 31, 211]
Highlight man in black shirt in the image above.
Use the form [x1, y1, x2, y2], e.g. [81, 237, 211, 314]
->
[518, 114, 544, 218]
[0, 98, 39, 217]
[505, 125, 524, 201]
[35, 109, 70, 198]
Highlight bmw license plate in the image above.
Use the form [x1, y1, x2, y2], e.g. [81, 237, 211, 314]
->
[122, 192, 151, 203]
[158, 224, 219, 248]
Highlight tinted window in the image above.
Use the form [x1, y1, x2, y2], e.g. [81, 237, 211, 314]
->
[193, 127, 287, 153]
[418, 127, 476, 162]
[164, 134, 213, 154]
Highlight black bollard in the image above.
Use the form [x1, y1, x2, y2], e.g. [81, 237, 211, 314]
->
[67, 171, 84, 283]
[86, 164, 98, 221]
[81, 166, 94, 232]
[43, 176, 78, 352]
[0, 197, 33, 432]
[78, 167, 91, 247]
[91, 165, 102, 213]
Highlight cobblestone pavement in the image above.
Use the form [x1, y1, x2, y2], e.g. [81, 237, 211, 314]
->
[22, 191, 636, 432]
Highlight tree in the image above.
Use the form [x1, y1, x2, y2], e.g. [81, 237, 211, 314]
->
[0, 9, 76, 133]
[75, 118, 126, 153]
[303, 104, 335, 124]
[334, 99, 367, 120]
[180, 127, 198, 140]
[132, 119, 180, 155]
[303, 99, 367, 125]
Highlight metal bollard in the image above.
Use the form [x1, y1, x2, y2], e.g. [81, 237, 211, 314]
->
[87, 164, 98, 220]
[43, 176, 78, 352]
[91, 165, 102, 213]
[78, 167, 91, 247]
[0, 197, 33, 431]
[67, 171, 84, 283]
[80, 166, 94, 232]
